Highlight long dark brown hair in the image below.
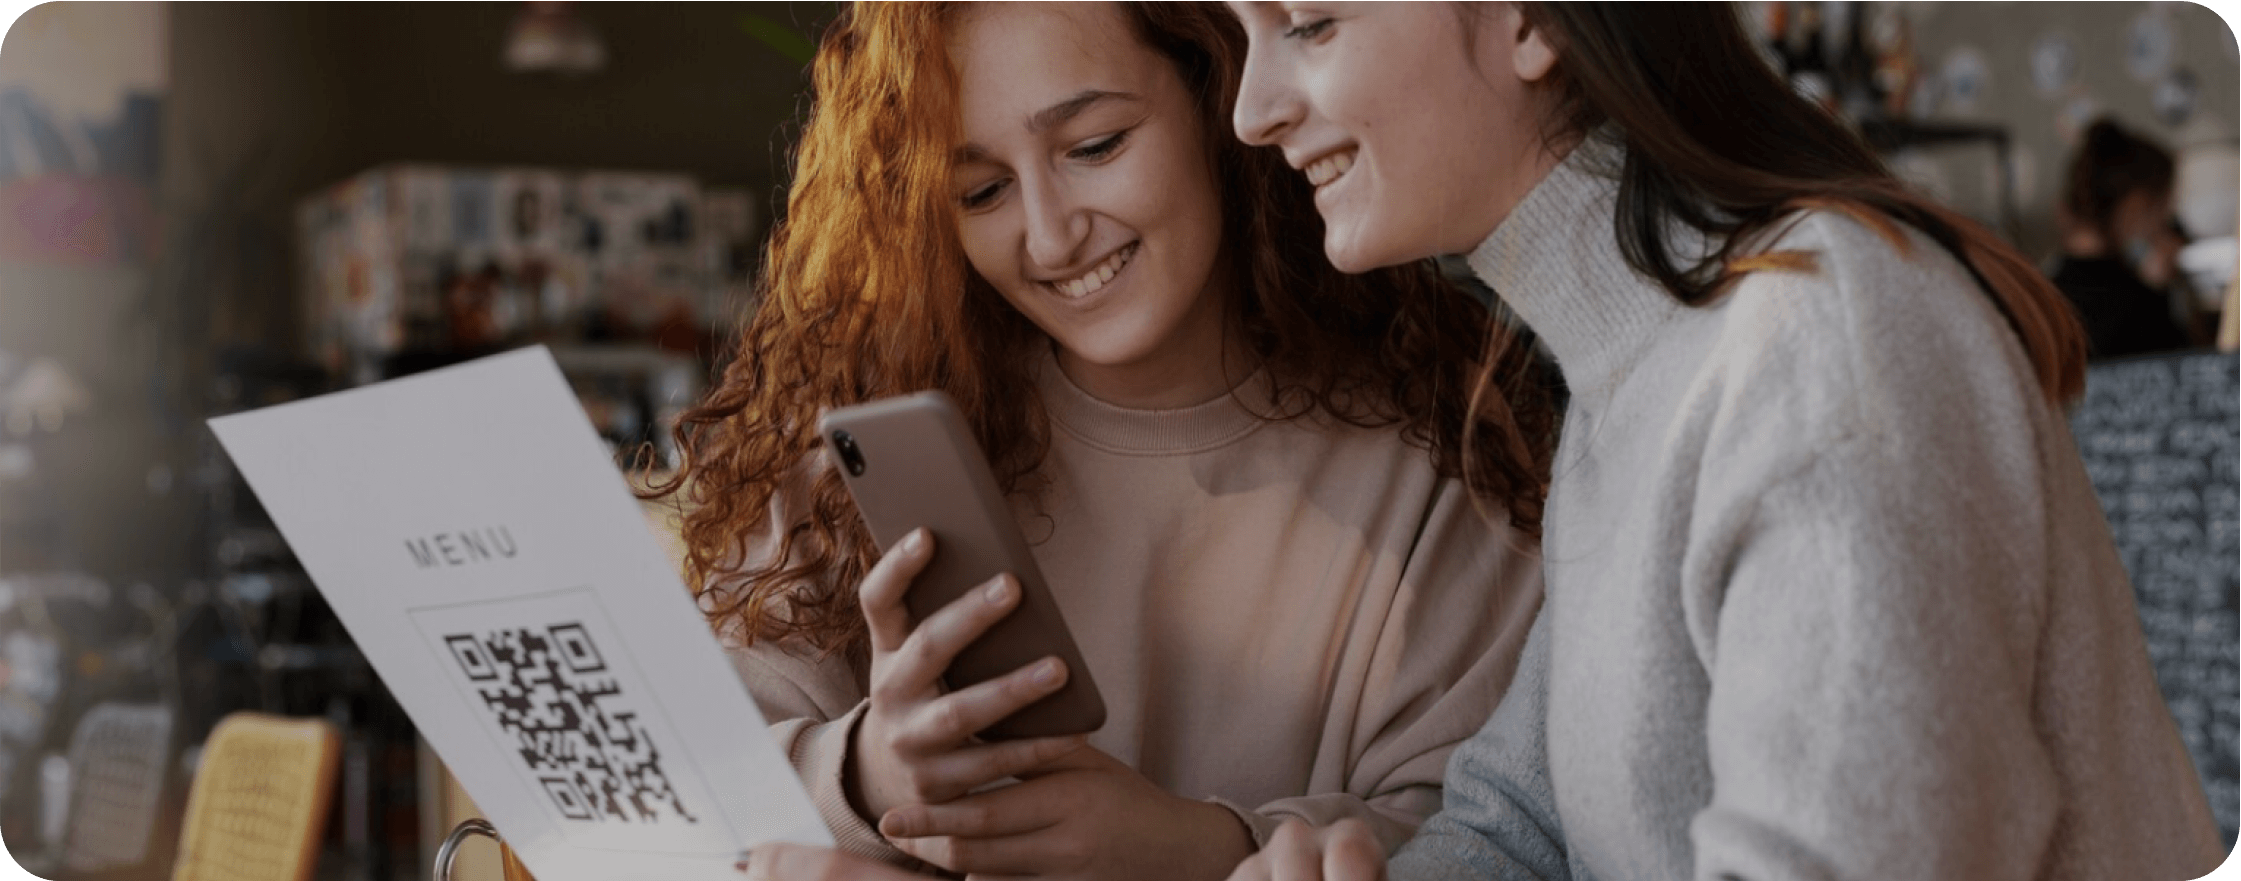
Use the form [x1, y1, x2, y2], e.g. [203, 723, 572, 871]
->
[655, 2, 1555, 659]
[1519, 2, 2087, 402]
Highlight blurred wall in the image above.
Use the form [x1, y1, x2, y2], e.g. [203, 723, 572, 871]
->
[0, 2, 191, 583]
[1894, 1, 2239, 259]
[161, 1, 839, 359]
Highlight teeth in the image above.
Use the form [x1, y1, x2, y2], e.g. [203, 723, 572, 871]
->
[1053, 244, 1136, 298]
[1305, 151, 1354, 188]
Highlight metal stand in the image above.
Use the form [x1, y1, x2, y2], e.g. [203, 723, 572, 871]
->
[433, 818, 499, 881]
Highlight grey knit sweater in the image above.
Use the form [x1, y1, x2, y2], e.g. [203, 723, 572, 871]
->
[1388, 139, 2226, 881]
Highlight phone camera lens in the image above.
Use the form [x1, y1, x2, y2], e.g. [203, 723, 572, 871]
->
[831, 430, 867, 477]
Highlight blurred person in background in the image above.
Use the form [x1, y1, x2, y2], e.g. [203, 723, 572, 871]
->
[2051, 119, 2195, 360]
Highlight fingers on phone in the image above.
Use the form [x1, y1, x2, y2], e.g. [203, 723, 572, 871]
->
[861, 529, 934, 653]
[895, 660, 1065, 754]
[909, 654, 1063, 741]
[890, 574, 1020, 686]
[929, 734, 1086, 793]
[876, 734, 1077, 812]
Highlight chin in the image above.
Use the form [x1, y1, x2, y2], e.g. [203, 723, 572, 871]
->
[1329, 213, 1459, 274]
[1318, 225, 1360, 273]
[1047, 329, 1140, 370]
[1323, 227, 1395, 275]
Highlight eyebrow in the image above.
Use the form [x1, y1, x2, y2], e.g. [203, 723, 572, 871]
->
[1030, 89, 1140, 133]
[955, 89, 1143, 165]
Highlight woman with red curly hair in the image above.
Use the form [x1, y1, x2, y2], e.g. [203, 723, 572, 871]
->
[662, 3, 1552, 879]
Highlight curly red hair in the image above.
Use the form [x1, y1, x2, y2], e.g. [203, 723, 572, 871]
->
[655, 2, 1556, 661]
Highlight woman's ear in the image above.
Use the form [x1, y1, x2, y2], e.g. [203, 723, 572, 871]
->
[1511, 11, 1558, 83]
[1469, 4, 1558, 86]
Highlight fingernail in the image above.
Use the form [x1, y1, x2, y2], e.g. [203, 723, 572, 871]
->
[906, 528, 927, 552]
[984, 575, 1012, 604]
[1033, 657, 1061, 684]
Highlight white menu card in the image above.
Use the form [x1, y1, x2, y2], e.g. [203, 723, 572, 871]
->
[210, 346, 830, 880]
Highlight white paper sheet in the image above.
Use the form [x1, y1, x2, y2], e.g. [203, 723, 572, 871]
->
[210, 347, 831, 880]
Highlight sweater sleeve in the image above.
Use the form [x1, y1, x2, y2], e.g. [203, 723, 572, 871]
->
[1683, 215, 2107, 879]
[1683, 427, 2066, 880]
[684, 462, 927, 870]
[728, 642, 921, 867]
[1387, 606, 1571, 881]
[1236, 483, 1546, 855]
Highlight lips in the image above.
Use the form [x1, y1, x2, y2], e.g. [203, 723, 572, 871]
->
[1047, 242, 1139, 299]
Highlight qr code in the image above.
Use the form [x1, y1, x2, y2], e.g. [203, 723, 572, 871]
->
[443, 623, 698, 825]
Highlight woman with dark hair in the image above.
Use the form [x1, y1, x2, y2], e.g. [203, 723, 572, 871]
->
[668, 3, 1552, 879]
[2051, 118, 2192, 360]
[1224, 3, 2221, 880]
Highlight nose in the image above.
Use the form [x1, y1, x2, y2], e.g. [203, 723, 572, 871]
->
[1232, 41, 1297, 147]
[1020, 172, 1089, 272]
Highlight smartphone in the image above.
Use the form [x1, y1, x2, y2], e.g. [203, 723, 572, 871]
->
[817, 391, 1106, 740]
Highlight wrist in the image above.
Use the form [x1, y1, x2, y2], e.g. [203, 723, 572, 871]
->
[843, 713, 891, 826]
[1181, 796, 1259, 881]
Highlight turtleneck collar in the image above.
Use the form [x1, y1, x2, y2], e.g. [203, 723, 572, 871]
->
[1464, 135, 1707, 396]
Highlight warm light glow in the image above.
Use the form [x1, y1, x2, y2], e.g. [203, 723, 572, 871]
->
[502, 1, 605, 76]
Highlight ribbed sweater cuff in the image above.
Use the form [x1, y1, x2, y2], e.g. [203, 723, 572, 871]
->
[793, 702, 918, 867]
[1209, 796, 1286, 850]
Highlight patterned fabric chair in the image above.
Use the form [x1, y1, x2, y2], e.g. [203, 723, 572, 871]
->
[170, 712, 340, 881]
[59, 701, 174, 874]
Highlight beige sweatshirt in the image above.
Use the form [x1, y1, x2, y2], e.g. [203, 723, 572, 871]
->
[714, 352, 1544, 869]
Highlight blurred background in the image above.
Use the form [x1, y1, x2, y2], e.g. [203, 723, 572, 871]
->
[0, 3, 2233, 880]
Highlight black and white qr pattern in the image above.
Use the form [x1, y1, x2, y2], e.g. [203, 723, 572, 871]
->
[443, 623, 698, 825]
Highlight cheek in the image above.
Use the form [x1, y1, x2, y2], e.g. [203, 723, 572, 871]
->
[1171, 160, 1226, 247]
[955, 218, 1059, 325]
[1112, 143, 1223, 250]
[1308, 71, 1375, 146]
[956, 218, 1017, 286]
[1323, 40, 1434, 137]
[1158, 169, 1228, 290]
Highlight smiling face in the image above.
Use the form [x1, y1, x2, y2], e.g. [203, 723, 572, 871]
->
[1228, 2, 1564, 272]
[949, 3, 1235, 407]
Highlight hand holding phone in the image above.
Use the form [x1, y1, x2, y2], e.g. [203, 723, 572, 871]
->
[818, 392, 1107, 820]
[845, 527, 1091, 824]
